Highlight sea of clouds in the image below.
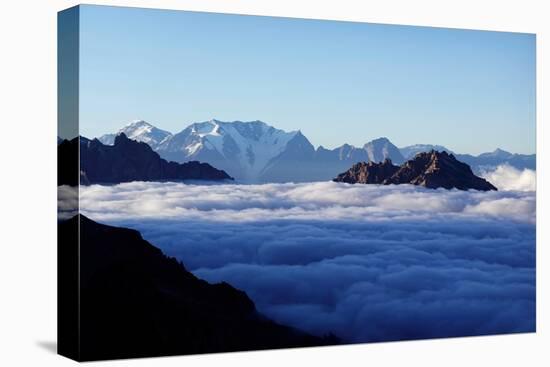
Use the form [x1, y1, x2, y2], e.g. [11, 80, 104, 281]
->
[73, 165, 536, 343]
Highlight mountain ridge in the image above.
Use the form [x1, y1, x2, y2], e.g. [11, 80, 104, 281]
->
[59, 134, 233, 185]
[99, 120, 172, 149]
[333, 150, 498, 191]
[98, 120, 535, 182]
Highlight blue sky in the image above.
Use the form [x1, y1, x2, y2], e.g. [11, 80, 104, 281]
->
[79, 5, 535, 154]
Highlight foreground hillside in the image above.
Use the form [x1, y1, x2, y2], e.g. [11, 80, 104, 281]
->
[59, 215, 333, 361]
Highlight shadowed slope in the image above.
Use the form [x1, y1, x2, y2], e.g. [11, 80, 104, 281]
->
[59, 215, 332, 361]
[58, 135, 233, 185]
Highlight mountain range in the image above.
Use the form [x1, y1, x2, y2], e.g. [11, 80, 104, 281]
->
[59, 215, 332, 360]
[58, 134, 232, 185]
[333, 151, 497, 191]
[98, 120, 535, 183]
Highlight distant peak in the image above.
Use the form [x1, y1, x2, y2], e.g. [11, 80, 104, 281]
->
[493, 148, 511, 155]
[126, 119, 150, 126]
[364, 137, 393, 147]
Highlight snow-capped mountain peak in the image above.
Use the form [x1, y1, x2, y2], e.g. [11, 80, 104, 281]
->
[96, 119, 535, 183]
[363, 137, 404, 163]
[124, 119, 148, 127]
[191, 119, 222, 138]
[157, 119, 299, 181]
[99, 120, 172, 148]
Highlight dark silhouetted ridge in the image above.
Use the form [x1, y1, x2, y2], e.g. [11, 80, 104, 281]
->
[59, 215, 333, 361]
[58, 135, 233, 185]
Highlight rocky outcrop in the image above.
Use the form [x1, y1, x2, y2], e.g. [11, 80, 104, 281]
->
[332, 159, 399, 184]
[334, 150, 497, 191]
[59, 134, 233, 185]
[59, 215, 333, 361]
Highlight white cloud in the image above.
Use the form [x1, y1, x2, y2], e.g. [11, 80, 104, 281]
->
[78, 181, 535, 223]
[481, 164, 536, 192]
[72, 181, 535, 343]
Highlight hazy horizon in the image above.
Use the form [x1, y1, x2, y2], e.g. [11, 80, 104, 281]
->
[78, 5, 536, 155]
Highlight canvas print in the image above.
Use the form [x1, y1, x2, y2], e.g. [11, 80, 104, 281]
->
[57, 4, 536, 361]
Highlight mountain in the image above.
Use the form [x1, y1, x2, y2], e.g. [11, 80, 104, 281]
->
[155, 119, 301, 182]
[478, 148, 513, 160]
[97, 120, 535, 182]
[157, 128, 406, 182]
[59, 134, 232, 185]
[332, 159, 399, 184]
[387, 150, 498, 190]
[316, 144, 369, 163]
[400, 144, 453, 160]
[259, 131, 318, 182]
[400, 145, 535, 173]
[307, 139, 405, 182]
[59, 215, 331, 361]
[97, 121, 408, 182]
[455, 149, 536, 173]
[99, 120, 172, 149]
[334, 150, 497, 191]
[363, 137, 405, 164]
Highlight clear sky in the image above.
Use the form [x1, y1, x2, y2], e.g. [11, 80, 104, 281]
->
[78, 5, 536, 155]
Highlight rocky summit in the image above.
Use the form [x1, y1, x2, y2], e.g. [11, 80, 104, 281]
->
[332, 159, 399, 184]
[333, 150, 497, 191]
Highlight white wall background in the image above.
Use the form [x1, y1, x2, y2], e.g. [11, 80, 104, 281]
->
[0, 0, 547, 366]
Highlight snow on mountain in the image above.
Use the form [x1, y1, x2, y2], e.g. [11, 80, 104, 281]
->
[96, 120, 535, 183]
[99, 120, 172, 149]
[156, 120, 299, 182]
[156, 124, 403, 182]
[363, 137, 405, 164]
[400, 144, 453, 159]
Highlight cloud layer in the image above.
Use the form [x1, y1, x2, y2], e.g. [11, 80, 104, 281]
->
[481, 164, 536, 192]
[77, 181, 536, 343]
[78, 179, 536, 223]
